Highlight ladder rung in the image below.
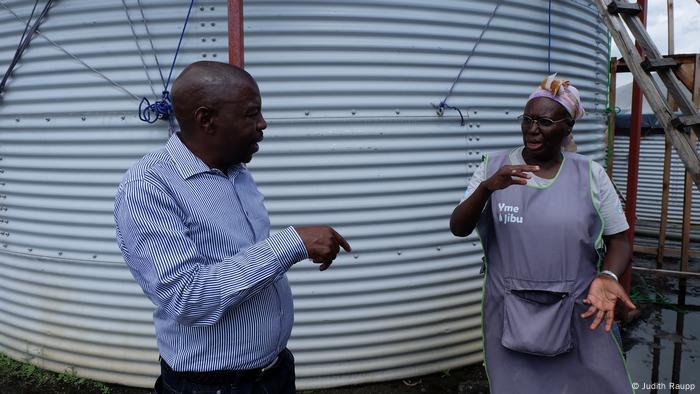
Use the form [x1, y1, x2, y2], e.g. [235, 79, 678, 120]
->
[672, 115, 700, 130]
[595, 0, 700, 191]
[641, 57, 678, 72]
[607, 0, 641, 15]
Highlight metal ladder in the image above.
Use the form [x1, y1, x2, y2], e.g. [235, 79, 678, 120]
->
[594, 0, 700, 191]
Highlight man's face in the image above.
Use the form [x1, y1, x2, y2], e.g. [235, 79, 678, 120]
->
[211, 80, 267, 165]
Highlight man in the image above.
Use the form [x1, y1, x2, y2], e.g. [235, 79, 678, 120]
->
[114, 61, 351, 394]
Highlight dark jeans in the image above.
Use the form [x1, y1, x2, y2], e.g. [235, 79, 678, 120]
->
[155, 349, 295, 394]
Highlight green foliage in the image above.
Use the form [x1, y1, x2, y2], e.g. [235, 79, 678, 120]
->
[0, 352, 112, 394]
[630, 283, 689, 314]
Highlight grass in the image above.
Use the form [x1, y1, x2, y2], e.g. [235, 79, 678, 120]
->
[629, 272, 692, 314]
[0, 352, 112, 394]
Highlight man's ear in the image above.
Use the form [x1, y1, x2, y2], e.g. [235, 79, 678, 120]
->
[194, 106, 214, 133]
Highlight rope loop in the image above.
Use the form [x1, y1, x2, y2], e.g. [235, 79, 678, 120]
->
[139, 90, 173, 123]
[137, 0, 195, 129]
[438, 100, 466, 126]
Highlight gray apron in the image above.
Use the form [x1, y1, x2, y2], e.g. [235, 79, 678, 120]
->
[477, 149, 634, 394]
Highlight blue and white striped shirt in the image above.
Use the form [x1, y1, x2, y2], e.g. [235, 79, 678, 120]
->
[114, 133, 308, 372]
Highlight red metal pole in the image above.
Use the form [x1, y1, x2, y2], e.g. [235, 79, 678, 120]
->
[622, 0, 647, 294]
[228, 0, 244, 67]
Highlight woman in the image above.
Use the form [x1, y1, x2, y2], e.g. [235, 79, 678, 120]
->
[450, 74, 636, 393]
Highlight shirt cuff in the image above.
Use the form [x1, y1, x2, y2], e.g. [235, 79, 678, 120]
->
[267, 226, 309, 270]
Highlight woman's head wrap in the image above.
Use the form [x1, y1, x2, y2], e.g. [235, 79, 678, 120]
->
[527, 73, 583, 151]
[528, 73, 585, 120]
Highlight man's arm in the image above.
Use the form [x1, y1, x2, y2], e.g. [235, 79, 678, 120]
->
[115, 179, 307, 327]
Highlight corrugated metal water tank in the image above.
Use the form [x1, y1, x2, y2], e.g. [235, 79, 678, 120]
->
[612, 135, 700, 224]
[0, 0, 610, 389]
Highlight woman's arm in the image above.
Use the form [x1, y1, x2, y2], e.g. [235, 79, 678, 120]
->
[580, 230, 636, 332]
[450, 182, 494, 237]
[601, 231, 632, 278]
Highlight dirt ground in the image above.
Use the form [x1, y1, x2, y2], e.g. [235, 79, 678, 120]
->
[0, 360, 488, 394]
[3, 252, 695, 394]
[297, 364, 489, 394]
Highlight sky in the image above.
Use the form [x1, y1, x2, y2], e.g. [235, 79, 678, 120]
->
[610, 0, 700, 87]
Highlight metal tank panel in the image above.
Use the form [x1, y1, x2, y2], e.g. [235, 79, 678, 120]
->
[0, 0, 609, 389]
[612, 135, 700, 224]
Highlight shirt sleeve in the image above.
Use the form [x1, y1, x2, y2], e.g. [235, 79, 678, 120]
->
[114, 179, 308, 327]
[462, 161, 486, 202]
[591, 162, 629, 235]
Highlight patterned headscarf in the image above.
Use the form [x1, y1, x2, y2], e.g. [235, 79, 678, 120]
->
[528, 73, 585, 120]
[528, 73, 584, 151]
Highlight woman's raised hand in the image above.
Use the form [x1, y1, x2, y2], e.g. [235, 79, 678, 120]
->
[483, 165, 540, 191]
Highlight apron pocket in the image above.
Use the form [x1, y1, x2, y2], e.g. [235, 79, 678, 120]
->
[501, 278, 575, 357]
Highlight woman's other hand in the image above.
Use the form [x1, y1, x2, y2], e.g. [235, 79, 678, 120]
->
[483, 165, 540, 191]
[580, 276, 636, 332]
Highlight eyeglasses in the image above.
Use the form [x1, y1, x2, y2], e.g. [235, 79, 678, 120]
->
[517, 114, 570, 128]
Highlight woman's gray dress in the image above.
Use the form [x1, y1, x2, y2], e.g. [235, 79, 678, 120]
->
[477, 149, 634, 394]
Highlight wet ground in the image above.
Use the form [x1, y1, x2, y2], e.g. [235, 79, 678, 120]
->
[621, 254, 700, 394]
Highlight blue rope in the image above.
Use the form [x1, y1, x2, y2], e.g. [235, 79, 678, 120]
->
[139, 91, 173, 122]
[17, 1, 40, 56]
[1, 0, 51, 97]
[547, 0, 552, 73]
[438, 100, 466, 126]
[139, 0, 195, 130]
[436, 0, 503, 126]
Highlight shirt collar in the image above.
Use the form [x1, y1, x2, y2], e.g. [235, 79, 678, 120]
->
[165, 133, 243, 179]
[165, 133, 214, 179]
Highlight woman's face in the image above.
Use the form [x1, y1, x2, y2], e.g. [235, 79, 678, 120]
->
[521, 97, 572, 162]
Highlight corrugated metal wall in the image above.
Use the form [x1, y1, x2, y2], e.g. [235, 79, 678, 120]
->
[612, 135, 700, 224]
[0, 0, 609, 389]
